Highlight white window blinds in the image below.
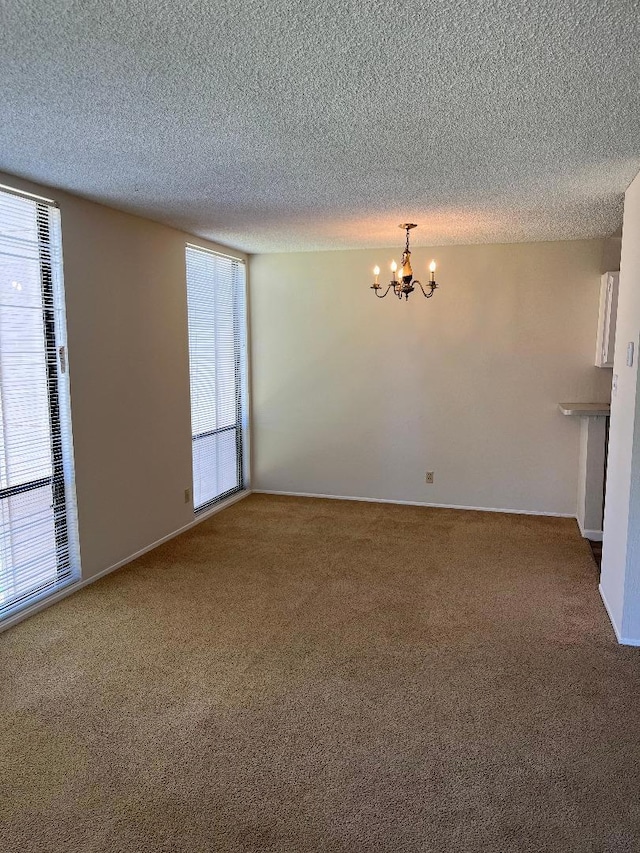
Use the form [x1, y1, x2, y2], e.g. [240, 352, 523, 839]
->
[0, 186, 80, 620]
[185, 245, 246, 511]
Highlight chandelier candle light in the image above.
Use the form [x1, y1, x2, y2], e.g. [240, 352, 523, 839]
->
[371, 224, 438, 301]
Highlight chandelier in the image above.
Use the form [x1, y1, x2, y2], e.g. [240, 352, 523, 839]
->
[371, 224, 438, 301]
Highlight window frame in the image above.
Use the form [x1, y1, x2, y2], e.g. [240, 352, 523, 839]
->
[185, 243, 249, 514]
[0, 185, 80, 621]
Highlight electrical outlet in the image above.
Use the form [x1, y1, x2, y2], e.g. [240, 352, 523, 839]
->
[425, 471, 434, 484]
[184, 487, 191, 504]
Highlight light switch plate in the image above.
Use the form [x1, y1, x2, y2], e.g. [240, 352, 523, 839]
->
[627, 341, 635, 367]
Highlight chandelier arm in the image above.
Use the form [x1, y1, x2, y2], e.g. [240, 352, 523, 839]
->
[372, 284, 394, 298]
[416, 280, 438, 299]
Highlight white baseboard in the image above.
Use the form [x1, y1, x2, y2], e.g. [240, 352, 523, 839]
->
[598, 583, 640, 646]
[581, 529, 603, 541]
[0, 489, 252, 634]
[252, 489, 575, 519]
[577, 518, 603, 541]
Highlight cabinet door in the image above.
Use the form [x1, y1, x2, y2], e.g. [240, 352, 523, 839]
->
[596, 271, 619, 368]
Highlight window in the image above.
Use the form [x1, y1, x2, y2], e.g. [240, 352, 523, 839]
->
[0, 185, 79, 621]
[185, 245, 246, 511]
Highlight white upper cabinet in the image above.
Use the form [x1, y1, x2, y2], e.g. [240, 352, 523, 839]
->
[595, 271, 619, 368]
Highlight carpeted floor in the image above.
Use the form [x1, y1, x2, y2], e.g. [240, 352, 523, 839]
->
[1, 494, 639, 852]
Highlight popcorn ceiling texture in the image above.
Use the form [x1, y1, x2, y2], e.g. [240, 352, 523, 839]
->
[0, 0, 639, 252]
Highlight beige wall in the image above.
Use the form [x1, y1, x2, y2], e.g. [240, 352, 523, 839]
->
[600, 169, 640, 642]
[250, 240, 612, 515]
[0, 171, 247, 582]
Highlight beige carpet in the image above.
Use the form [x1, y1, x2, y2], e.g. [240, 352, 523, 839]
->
[1, 494, 639, 852]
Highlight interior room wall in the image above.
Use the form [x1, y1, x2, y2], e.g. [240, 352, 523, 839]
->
[600, 169, 640, 643]
[250, 239, 612, 516]
[0, 170, 247, 584]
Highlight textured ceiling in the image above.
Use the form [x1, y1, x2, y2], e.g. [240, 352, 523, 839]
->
[1, 1, 639, 253]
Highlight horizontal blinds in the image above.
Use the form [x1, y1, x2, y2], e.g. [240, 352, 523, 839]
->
[186, 246, 245, 511]
[0, 188, 79, 618]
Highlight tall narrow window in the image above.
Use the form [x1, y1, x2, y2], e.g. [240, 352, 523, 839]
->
[0, 185, 80, 621]
[185, 245, 246, 512]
